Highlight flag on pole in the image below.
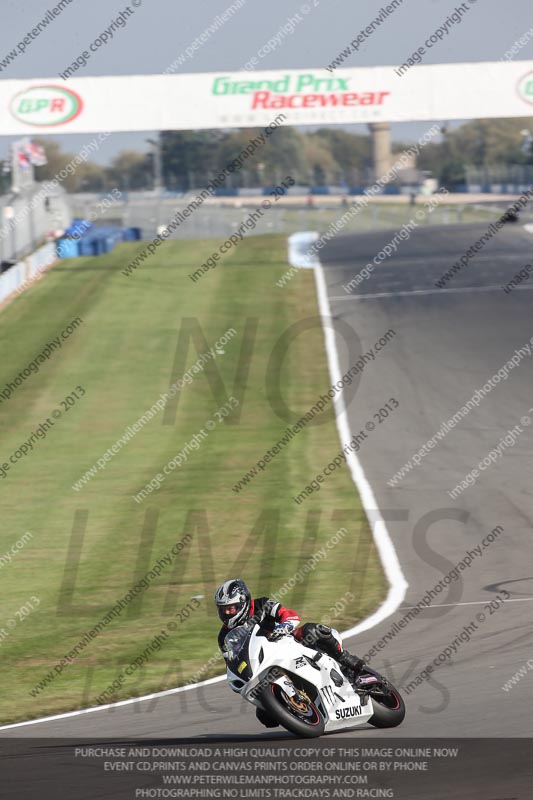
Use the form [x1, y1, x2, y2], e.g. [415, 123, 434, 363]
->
[23, 139, 47, 166]
[10, 138, 37, 191]
[16, 148, 31, 170]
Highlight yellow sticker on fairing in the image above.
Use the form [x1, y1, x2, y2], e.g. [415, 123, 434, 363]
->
[237, 661, 247, 674]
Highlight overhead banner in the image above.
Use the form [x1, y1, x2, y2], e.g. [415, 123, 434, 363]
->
[1, 61, 533, 134]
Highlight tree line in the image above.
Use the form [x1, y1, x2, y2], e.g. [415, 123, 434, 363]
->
[26, 118, 533, 193]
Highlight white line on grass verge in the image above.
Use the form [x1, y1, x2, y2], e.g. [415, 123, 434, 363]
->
[0, 248, 408, 732]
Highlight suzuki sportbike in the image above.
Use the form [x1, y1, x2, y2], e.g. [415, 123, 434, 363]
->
[224, 622, 405, 738]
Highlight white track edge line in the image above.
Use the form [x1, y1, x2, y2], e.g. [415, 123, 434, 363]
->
[313, 258, 408, 643]
[0, 675, 226, 731]
[0, 254, 408, 732]
[402, 598, 533, 609]
[330, 284, 533, 301]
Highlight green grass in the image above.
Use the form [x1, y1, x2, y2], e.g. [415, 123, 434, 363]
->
[0, 234, 386, 724]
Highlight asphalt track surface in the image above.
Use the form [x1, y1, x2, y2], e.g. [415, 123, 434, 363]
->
[3, 221, 533, 795]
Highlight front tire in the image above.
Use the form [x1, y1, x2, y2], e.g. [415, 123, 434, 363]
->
[368, 681, 406, 728]
[260, 682, 325, 738]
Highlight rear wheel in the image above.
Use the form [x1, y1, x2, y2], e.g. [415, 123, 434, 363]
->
[368, 680, 406, 728]
[260, 681, 325, 738]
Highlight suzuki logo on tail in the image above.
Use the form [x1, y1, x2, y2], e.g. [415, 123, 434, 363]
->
[10, 85, 83, 126]
[517, 71, 533, 105]
[335, 705, 362, 719]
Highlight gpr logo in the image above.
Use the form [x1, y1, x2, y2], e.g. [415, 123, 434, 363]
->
[10, 85, 83, 126]
[517, 71, 533, 105]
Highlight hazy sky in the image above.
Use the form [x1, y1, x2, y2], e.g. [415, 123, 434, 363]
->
[1, 0, 533, 163]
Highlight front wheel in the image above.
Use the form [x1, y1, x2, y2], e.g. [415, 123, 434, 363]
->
[367, 680, 406, 728]
[260, 682, 325, 738]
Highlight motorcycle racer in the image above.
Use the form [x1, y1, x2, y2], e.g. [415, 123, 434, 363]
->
[215, 578, 364, 726]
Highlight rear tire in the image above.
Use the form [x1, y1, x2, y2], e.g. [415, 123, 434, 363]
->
[368, 681, 406, 728]
[261, 682, 325, 738]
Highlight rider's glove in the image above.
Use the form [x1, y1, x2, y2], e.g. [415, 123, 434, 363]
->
[270, 621, 295, 641]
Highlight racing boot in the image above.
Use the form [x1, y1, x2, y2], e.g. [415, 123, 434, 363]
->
[338, 650, 364, 682]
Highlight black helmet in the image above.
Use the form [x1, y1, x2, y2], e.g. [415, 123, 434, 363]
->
[214, 578, 251, 629]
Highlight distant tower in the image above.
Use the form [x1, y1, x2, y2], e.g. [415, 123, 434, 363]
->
[368, 122, 391, 183]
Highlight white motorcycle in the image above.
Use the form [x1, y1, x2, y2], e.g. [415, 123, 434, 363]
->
[224, 622, 405, 738]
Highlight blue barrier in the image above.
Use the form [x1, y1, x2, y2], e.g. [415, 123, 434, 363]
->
[78, 239, 94, 257]
[122, 226, 141, 241]
[57, 238, 80, 258]
[56, 223, 143, 259]
[65, 218, 93, 238]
